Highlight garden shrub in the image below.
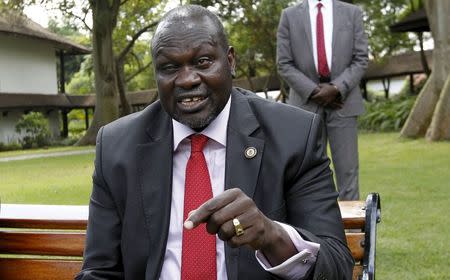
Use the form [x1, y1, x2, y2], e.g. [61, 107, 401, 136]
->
[0, 141, 22, 152]
[15, 112, 51, 149]
[358, 94, 416, 132]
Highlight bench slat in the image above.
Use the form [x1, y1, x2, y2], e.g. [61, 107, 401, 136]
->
[0, 202, 366, 229]
[0, 218, 87, 229]
[0, 231, 85, 256]
[0, 231, 364, 261]
[0, 204, 87, 229]
[352, 265, 363, 280]
[0, 259, 82, 280]
[346, 232, 365, 261]
[339, 200, 366, 229]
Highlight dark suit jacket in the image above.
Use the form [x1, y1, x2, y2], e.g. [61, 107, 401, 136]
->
[76, 88, 353, 280]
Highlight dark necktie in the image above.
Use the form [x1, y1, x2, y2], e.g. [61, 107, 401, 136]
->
[316, 2, 330, 78]
[181, 134, 217, 280]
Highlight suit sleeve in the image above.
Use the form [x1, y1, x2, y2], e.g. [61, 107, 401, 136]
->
[331, 7, 368, 100]
[75, 127, 124, 280]
[286, 115, 354, 280]
[277, 9, 318, 100]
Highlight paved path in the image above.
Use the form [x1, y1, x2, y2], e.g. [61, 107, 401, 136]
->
[0, 149, 95, 162]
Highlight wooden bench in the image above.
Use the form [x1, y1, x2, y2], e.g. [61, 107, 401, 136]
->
[0, 193, 381, 280]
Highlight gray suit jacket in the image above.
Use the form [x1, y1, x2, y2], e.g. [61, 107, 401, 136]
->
[76, 88, 353, 280]
[277, 0, 368, 116]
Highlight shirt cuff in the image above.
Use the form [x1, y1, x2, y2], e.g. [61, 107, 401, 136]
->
[255, 222, 320, 280]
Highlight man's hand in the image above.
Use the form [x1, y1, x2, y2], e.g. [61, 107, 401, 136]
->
[310, 83, 342, 108]
[327, 100, 344, 109]
[184, 188, 297, 266]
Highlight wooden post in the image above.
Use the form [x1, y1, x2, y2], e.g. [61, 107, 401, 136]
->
[409, 74, 415, 94]
[417, 32, 431, 76]
[84, 108, 90, 130]
[361, 80, 368, 100]
[382, 78, 391, 99]
[59, 51, 66, 94]
[61, 110, 69, 138]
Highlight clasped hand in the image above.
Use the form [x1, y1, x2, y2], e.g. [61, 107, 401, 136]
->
[310, 83, 343, 109]
[184, 188, 297, 266]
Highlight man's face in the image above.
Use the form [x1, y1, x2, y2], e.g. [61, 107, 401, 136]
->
[152, 18, 235, 131]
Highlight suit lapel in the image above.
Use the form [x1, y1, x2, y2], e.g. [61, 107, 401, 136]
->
[331, 0, 342, 73]
[299, 1, 314, 61]
[224, 89, 264, 280]
[137, 105, 173, 280]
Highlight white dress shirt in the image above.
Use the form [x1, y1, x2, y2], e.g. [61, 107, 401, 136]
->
[309, 0, 333, 72]
[159, 97, 319, 280]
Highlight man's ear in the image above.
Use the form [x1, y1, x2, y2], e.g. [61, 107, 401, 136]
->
[227, 46, 236, 78]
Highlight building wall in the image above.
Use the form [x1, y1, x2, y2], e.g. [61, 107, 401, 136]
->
[0, 34, 58, 94]
[0, 110, 60, 144]
[0, 111, 24, 144]
[0, 35, 61, 144]
[47, 110, 60, 138]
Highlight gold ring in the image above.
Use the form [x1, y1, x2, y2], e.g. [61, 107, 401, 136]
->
[233, 218, 244, 236]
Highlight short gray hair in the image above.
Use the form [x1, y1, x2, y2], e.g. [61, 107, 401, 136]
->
[151, 5, 229, 55]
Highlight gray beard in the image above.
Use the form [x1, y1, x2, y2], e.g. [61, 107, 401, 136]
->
[174, 112, 218, 132]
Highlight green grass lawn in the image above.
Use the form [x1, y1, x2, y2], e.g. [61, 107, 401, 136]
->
[1, 153, 94, 204]
[358, 133, 450, 279]
[1, 133, 449, 278]
[0, 145, 94, 158]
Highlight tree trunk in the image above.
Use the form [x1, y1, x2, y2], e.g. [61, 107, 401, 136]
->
[114, 21, 158, 117]
[76, 0, 120, 145]
[116, 57, 132, 116]
[400, 74, 437, 137]
[423, 0, 450, 141]
[400, 0, 450, 141]
[426, 74, 450, 140]
[417, 32, 431, 76]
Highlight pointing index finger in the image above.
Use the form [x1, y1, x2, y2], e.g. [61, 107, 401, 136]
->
[183, 188, 239, 230]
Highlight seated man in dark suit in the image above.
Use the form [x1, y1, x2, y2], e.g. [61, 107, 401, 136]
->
[77, 4, 353, 280]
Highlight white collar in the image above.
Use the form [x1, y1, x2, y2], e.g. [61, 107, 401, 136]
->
[172, 95, 231, 151]
[308, 0, 332, 9]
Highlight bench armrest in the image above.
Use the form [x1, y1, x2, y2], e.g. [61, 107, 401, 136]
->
[362, 193, 381, 280]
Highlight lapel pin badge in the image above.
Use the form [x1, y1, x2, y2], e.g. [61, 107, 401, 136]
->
[244, 147, 257, 159]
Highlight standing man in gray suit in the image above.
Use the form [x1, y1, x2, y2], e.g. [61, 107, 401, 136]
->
[277, 0, 368, 200]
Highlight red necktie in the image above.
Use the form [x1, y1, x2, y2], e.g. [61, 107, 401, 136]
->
[316, 2, 330, 77]
[181, 134, 217, 280]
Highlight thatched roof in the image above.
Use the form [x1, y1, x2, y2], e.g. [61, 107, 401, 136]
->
[0, 11, 90, 55]
[233, 75, 281, 92]
[364, 50, 433, 80]
[0, 90, 158, 110]
[0, 93, 71, 110]
[390, 8, 429, 33]
[0, 78, 280, 111]
[230, 51, 434, 88]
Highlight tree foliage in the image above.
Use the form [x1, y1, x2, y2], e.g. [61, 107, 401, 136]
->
[66, 56, 94, 94]
[189, 0, 293, 82]
[354, 0, 416, 60]
[112, 0, 164, 115]
[47, 18, 91, 89]
[0, 0, 25, 11]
